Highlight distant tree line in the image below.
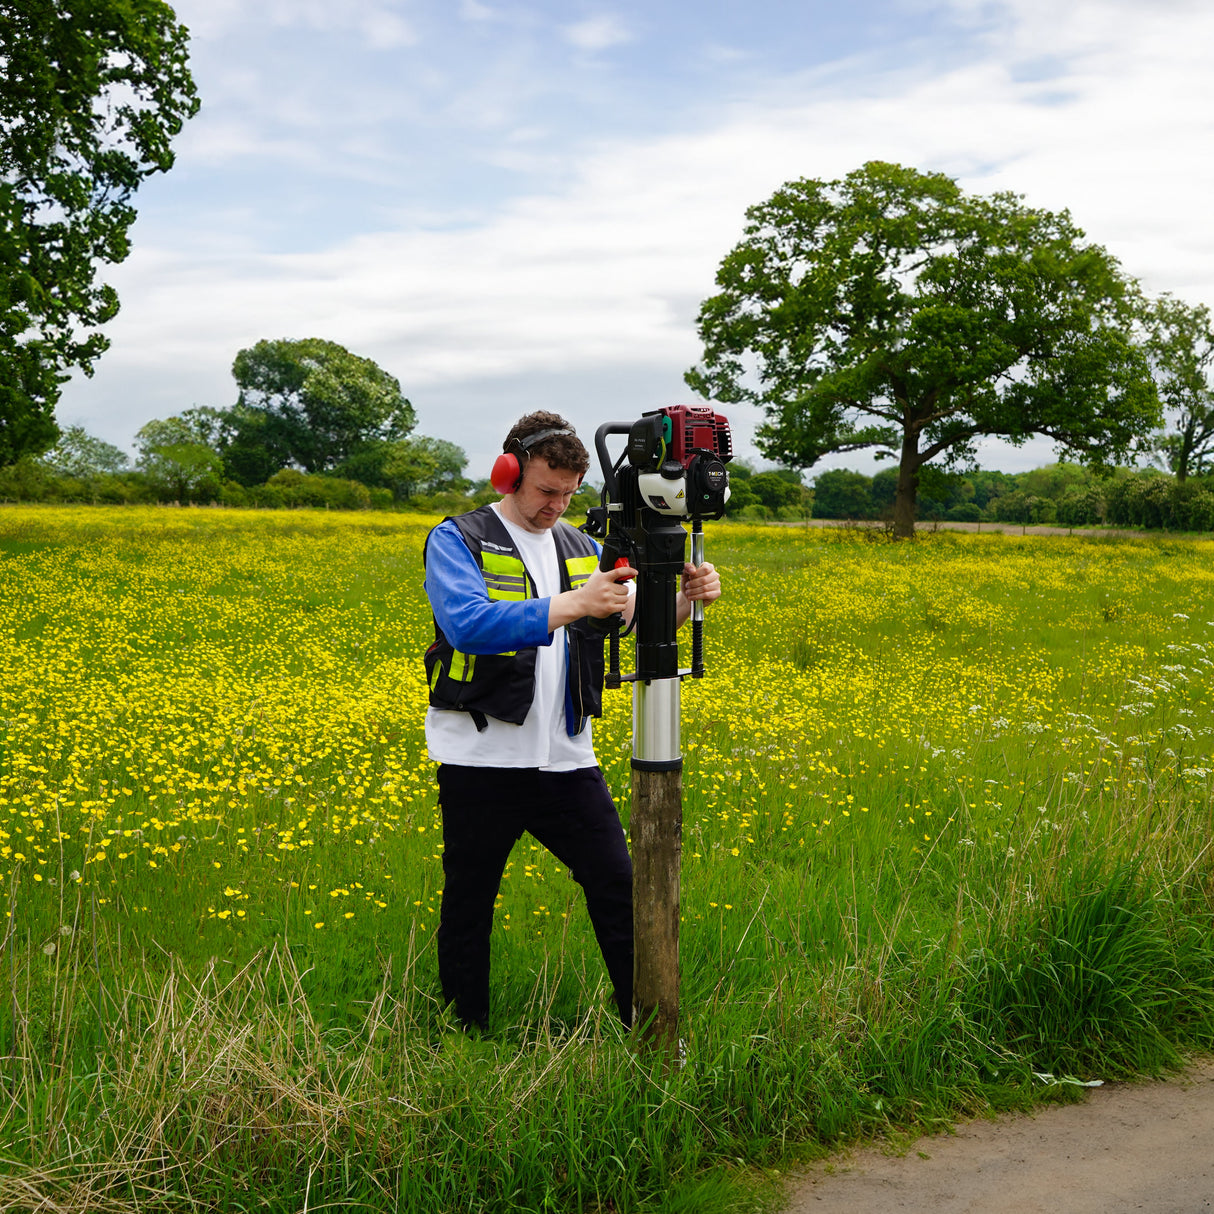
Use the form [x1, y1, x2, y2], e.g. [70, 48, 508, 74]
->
[0, 329, 816, 518]
[810, 462, 1214, 532]
[717, 463, 812, 520]
[0, 339, 485, 511]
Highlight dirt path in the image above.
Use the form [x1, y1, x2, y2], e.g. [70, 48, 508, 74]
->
[783, 1062, 1214, 1213]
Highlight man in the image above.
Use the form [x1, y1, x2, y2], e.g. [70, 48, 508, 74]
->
[423, 410, 720, 1031]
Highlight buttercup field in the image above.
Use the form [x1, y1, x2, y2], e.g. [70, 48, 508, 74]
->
[3, 506, 1214, 1213]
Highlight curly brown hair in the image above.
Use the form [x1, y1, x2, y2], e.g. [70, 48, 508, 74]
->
[502, 411, 589, 477]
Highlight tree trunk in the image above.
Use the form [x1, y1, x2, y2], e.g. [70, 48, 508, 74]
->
[893, 428, 921, 539]
[1176, 416, 1198, 483]
[631, 765, 681, 1062]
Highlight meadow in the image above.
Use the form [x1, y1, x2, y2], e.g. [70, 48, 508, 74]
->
[2, 505, 1213, 1213]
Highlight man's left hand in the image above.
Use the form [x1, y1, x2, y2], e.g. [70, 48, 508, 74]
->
[680, 561, 721, 605]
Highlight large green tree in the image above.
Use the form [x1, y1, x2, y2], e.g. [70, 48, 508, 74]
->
[1145, 294, 1214, 483]
[134, 414, 222, 500]
[686, 161, 1161, 536]
[0, 0, 199, 464]
[229, 338, 416, 477]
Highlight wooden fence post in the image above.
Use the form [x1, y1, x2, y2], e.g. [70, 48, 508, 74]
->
[631, 764, 681, 1059]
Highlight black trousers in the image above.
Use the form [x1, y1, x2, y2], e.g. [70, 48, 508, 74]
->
[435, 764, 633, 1029]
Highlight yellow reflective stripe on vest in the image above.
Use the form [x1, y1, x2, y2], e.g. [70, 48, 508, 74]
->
[429, 655, 470, 690]
[449, 650, 475, 683]
[480, 551, 530, 601]
[564, 554, 598, 589]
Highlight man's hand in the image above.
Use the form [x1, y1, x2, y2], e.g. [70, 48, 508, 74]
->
[676, 561, 721, 628]
[549, 564, 637, 631]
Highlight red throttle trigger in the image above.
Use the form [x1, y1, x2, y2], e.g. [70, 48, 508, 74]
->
[613, 557, 636, 582]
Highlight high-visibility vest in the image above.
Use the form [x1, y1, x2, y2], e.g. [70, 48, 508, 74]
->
[424, 505, 605, 731]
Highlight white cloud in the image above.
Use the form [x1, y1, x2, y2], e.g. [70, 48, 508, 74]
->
[562, 14, 633, 52]
[359, 10, 417, 49]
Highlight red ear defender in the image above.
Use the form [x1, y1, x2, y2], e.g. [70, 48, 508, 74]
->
[490, 427, 575, 494]
[490, 451, 523, 495]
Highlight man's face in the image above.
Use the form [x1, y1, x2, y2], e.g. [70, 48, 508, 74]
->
[504, 460, 582, 532]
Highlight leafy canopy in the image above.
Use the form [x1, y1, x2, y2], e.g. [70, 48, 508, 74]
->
[0, 0, 199, 464]
[229, 338, 417, 476]
[330, 434, 468, 500]
[686, 161, 1161, 535]
[1145, 294, 1214, 482]
[135, 414, 222, 499]
[38, 424, 128, 478]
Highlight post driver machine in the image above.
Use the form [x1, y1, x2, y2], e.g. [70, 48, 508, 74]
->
[583, 405, 731, 1051]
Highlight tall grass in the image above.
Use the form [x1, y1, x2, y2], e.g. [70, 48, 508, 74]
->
[2, 508, 1213, 1211]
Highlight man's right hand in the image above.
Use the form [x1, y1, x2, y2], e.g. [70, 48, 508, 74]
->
[548, 565, 636, 631]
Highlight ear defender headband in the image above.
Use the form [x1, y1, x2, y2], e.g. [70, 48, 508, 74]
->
[490, 427, 575, 494]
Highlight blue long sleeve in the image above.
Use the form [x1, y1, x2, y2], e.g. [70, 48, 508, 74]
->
[424, 520, 554, 655]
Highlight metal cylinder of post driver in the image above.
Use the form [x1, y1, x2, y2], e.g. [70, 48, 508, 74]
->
[690, 527, 705, 597]
[632, 678, 681, 770]
[690, 521, 705, 677]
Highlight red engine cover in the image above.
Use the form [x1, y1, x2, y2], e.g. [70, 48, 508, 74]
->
[663, 404, 732, 465]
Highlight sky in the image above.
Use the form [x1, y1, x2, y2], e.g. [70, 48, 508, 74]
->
[56, 0, 1214, 482]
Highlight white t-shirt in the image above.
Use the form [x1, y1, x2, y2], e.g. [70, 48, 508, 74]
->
[425, 505, 599, 772]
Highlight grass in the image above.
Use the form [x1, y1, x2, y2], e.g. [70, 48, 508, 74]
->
[1, 505, 1213, 1211]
